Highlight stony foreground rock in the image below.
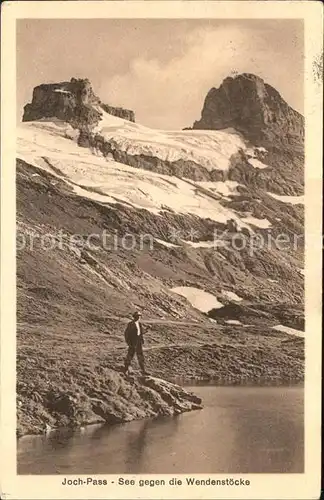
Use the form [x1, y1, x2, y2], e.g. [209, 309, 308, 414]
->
[17, 368, 202, 437]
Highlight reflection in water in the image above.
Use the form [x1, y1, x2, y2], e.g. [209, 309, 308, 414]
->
[47, 428, 75, 450]
[17, 386, 303, 474]
[124, 419, 150, 470]
[123, 416, 180, 473]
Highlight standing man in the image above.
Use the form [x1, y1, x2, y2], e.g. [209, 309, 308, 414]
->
[123, 312, 148, 375]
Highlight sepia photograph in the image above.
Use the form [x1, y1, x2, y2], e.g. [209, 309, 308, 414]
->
[1, 2, 323, 499]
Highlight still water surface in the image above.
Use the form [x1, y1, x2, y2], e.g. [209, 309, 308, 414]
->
[18, 385, 303, 474]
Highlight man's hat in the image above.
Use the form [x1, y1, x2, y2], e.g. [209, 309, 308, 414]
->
[133, 311, 142, 318]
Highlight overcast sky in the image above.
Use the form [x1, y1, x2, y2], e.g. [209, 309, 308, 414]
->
[17, 19, 303, 129]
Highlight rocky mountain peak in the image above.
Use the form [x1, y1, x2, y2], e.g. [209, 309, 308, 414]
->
[193, 73, 304, 149]
[22, 77, 135, 125]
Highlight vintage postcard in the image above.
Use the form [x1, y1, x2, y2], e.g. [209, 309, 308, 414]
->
[1, 1, 323, 499]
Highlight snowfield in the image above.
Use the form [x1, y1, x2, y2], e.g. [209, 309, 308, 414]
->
[181, 239, 228, 249]
[154, 238, 180, 248]
[221, 290, 243, 302]
[267, 192, 304, 205]
[54, 89, 72, 95]
[17, 120, 257, 228]
[170, 286, 224, 313]
[272, 325, 304, 338]
[245, 146, 269, 169]
[93, 108, 248, 172]
[247, 158, 269, 169]
[196, 180, 242, 198]
[241, 216, 272, 229]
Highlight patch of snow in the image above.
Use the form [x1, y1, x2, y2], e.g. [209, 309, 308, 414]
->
[248, 158, 269, 169]
[267, 279, 278, 283]
[209, 318, 218, 324]
[241, 216, 272, 229]
[217, 253, 226, 260]
[71, 185, 117, 205]
[155, 238, 179, 248]
[54, 89, 71, 94]
[245, 146, 267, 157]
[225, 320, 243, 325]
[221, 290, 243, 302]
[170, 286, 224, 313]
[272, 325, 304, 338]
[182, 239, 228, 248]
[196, 180, 242, 197]
[267, 192, 304, 205]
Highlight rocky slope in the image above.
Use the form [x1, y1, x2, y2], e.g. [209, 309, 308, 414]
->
[16, 74, 304, 436]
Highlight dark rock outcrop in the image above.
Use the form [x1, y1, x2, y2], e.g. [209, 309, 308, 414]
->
[208, 301, 304, 330]
[22, 77, 135, 126]
[101, 103, 135, 123]
[193, 73, 304, 149]
[17, 365, 202, 437]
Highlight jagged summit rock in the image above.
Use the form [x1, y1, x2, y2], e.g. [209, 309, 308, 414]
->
[22, 77, 135, 125]
[193, 73, 304, 149]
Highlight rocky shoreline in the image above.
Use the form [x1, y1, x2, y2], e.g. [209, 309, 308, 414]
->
[17, 321, 304, 438]
[16, 367, 203, 438]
